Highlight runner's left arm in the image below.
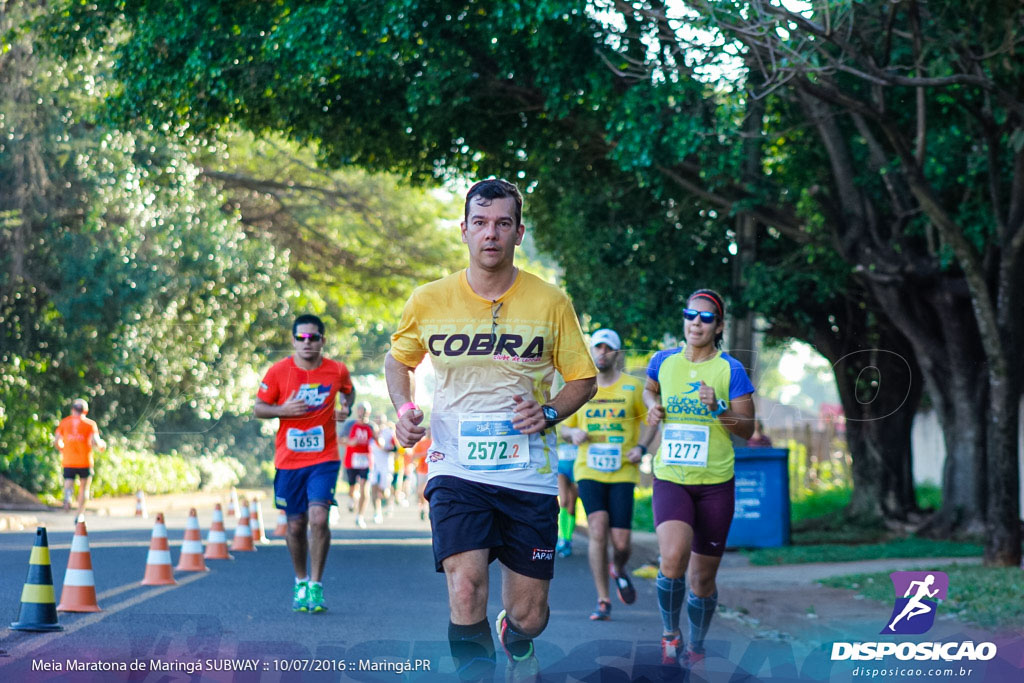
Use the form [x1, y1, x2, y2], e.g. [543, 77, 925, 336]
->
[90, 426, 107, 452]
[513, 376, 596, 435]
[711, 391, 755, 440]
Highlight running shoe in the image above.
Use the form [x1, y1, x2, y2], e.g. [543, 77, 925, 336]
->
[683, 648, 705, 669]
[373, 512, 384, 524]
[292, 581, 308, 612]
[496, 609, 540, 682]
[589, 599, 611, 621]
[307, 582, 326, 613]
[609, 563, 636, 604]
[661, 634, 682, 667]
[355, 515, 367, 528]
[347, 500, 355, 512]
[555, 538, 572, 558]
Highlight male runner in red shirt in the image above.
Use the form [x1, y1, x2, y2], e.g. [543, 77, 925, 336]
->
[255, 314, 354, 613]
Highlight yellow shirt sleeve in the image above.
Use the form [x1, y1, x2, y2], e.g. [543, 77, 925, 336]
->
[563, 410, 579, 429]
[389, 291, 427, 368]
[552, 299, 596, 382]
[634, 378, 648, 431]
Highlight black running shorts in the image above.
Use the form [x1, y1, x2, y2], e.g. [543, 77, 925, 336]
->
[577, 479, 636, 530]
[425, 475, 559, 580]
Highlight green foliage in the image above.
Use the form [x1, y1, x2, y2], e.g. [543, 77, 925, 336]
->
[745, 538, 983, 566]
[791, 487, 853, 523]
[200, 132, 465, 372]
[916, 483, 943, 511]
[632, 486, 654, 532]
[820, 564, 1024, 629]
[31, 445, 243, 502]
[194, 455, 245, 491]
[3, 7, 464, 493]
[90, 448, 202, 498]
[1, 8, 292, 491]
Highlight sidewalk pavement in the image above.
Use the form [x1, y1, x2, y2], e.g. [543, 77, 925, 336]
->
[572, 523, 989, 648]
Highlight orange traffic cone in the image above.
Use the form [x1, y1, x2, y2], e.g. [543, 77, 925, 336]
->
[57, 520, 101, 612]
[230, 499, 255, 552]
[175, 508, 209, 572]
[272, 509, 288, 537]
[249, 499, 268, 545]
[141, 513, 176, 585]
[134, 490, 148, 518]
[204, 504, 233, 560]
[227, 488, 239, 517]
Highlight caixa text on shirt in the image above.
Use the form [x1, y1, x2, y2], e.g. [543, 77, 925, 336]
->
[428, 333, 543, 359]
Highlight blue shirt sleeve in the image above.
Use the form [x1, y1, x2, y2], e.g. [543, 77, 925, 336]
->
[646, 348, 681, 382]
[722, 353, 756, 400]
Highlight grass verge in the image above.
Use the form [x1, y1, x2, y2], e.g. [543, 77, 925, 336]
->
[819, 563, 1024, 629]
[744, 537, 983, 566]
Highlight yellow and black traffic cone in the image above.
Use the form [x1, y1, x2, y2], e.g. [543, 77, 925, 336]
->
[10, 526, 63, 631]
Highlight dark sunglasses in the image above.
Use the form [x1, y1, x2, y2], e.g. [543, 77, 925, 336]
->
[294, 333, 323, 342]
[682, 309, 717, 323]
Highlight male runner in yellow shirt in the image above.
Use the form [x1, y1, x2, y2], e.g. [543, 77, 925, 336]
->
[386, 179, 596, 681]
[560, 329, 651, 621]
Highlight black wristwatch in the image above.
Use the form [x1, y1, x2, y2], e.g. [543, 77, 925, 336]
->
[542, 404, 559, 428]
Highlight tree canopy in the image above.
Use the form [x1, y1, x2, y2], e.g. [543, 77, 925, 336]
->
[0, 5, 464, 492]
[37, 0, 1024, 564]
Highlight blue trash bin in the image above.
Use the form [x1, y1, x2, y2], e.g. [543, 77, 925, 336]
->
[726, 447, 790, 548]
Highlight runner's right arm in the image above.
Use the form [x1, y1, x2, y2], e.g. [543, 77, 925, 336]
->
[384, 352, 426, 448]
[643, 378, 665, 426]
[254, 392, 308, 419]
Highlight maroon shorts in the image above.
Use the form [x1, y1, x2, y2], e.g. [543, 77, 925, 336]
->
[652, 477, 735, 557]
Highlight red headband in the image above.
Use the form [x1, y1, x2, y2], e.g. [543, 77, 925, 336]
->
[690, 293, 723, 316]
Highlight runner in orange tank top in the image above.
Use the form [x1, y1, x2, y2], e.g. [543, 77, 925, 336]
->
[54, 398, 106, 517]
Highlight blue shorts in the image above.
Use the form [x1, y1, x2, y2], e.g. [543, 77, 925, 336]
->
[577, 479, 635, 530]
[425, 475, 558, 580]
[274, 460, 340, 516]
[557, 458, 575, 482]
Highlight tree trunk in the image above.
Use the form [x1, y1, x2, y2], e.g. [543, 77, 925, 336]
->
[728, 62, 764, 379]
[985, 363, 1022, 565]
[811, 301, 922, 521]
[867, 279, 989, 536]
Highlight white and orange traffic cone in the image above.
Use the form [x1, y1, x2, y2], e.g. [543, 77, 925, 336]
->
[141, 513, 176, 586]
[134, 490, 148, 519]
[249, 499, 268, 545]
[175, 508, 209, 572]
[272, 509, 288, 537]
[230, 499, 255, 552]
[57, 520, 101, 613]
[204, 504, 233, 560]
[227, 488, 239, 518]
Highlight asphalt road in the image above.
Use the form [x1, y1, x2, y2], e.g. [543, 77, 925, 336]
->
[1, 503, 1021, 682]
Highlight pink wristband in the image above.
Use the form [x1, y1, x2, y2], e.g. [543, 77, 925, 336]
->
[398, 401, 418, 418]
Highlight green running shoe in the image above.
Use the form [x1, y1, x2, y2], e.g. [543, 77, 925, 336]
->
[307, 582, 326, 613]
[293, 581, 309, 612]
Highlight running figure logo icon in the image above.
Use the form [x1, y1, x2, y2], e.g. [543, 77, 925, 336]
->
[881, 571, 948, 635]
